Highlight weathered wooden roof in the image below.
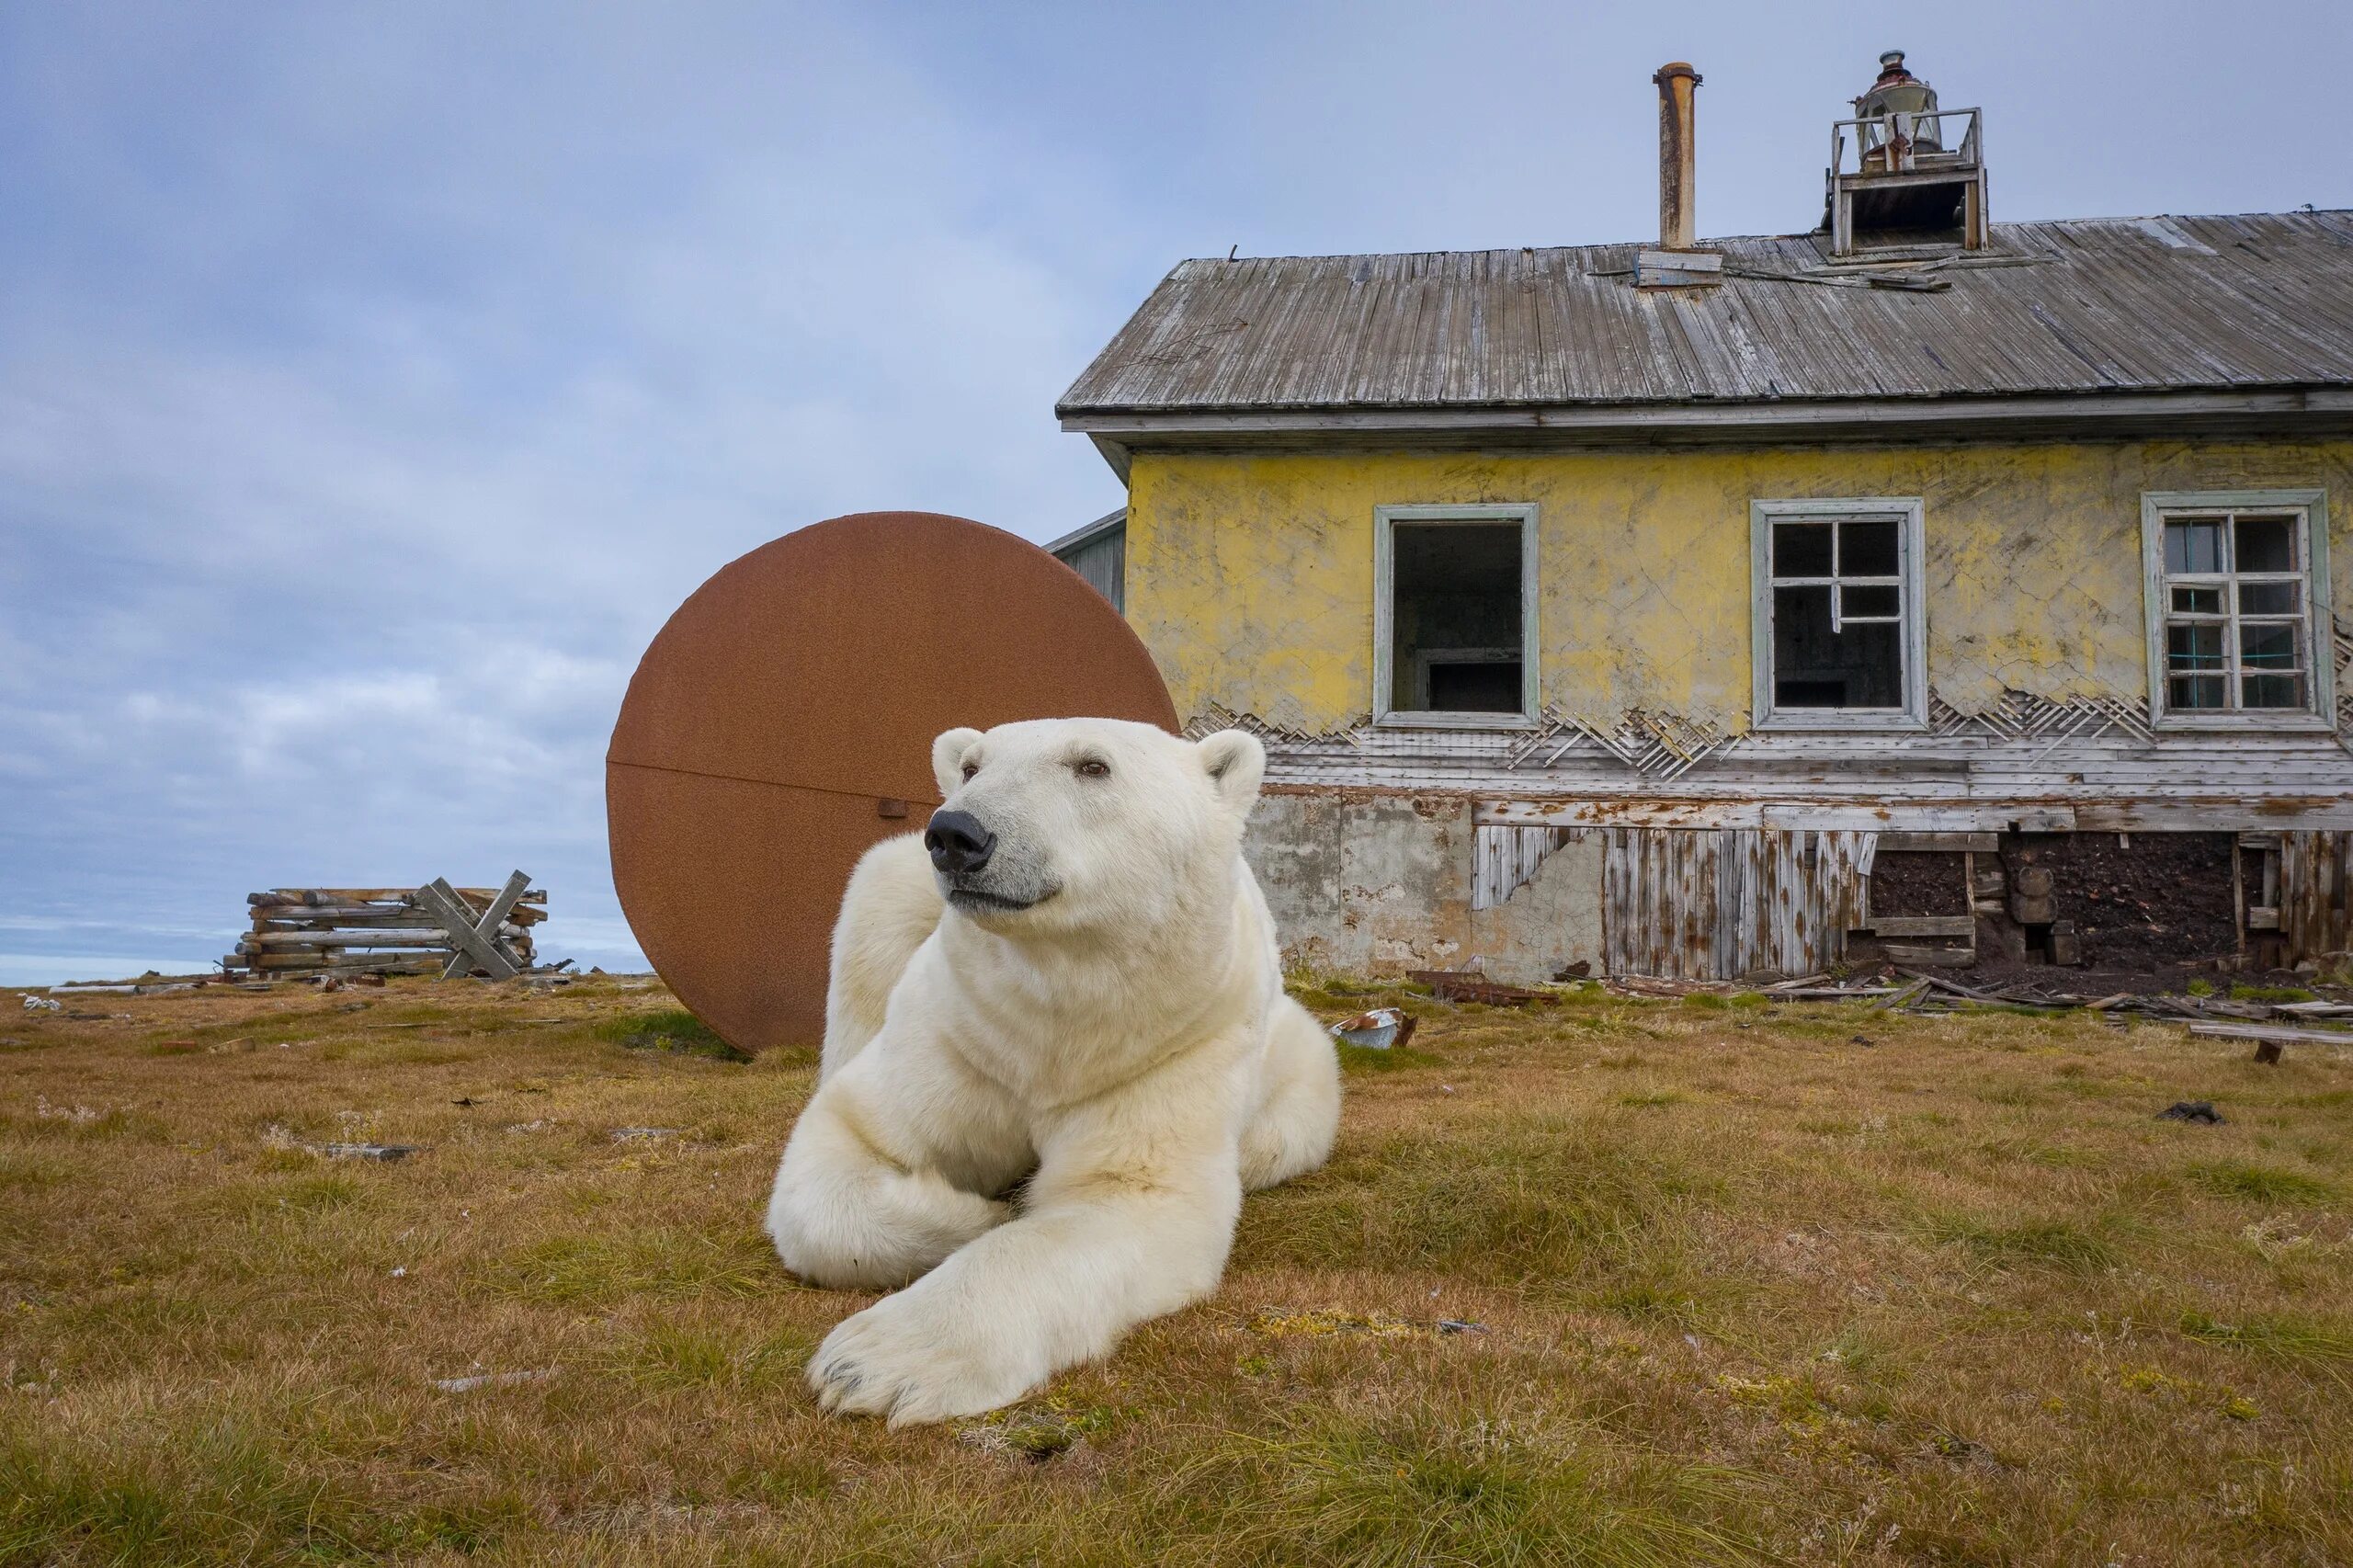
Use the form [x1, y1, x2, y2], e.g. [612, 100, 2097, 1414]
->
[1059, 212, 2353, 420]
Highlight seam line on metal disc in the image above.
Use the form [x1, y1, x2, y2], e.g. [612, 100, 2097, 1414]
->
[607, 756, 941, 805]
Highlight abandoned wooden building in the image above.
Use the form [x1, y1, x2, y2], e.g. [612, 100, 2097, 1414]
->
[1054, 51, 2353, 983]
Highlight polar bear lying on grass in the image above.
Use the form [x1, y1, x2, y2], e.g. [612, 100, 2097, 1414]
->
[764, 718, 1341, 1425]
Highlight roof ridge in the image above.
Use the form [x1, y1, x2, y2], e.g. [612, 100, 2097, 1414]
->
[1064, 210, 2353, 420]
[1166, 210, 2352, 270]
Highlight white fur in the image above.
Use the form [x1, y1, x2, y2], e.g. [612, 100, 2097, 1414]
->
[765, 718, 1341, 1425]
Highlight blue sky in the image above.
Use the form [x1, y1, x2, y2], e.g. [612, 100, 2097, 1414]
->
[3, 1, 2347, 985]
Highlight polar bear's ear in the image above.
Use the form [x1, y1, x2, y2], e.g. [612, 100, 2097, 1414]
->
[931, 727, 984, 797]
[1197, 729, 1266, 814]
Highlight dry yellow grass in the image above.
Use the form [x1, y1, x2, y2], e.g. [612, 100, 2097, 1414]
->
[3, 973, 2349, 1564]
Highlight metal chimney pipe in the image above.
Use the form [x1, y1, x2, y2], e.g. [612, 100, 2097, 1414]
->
[1653, 62, 1701, 250]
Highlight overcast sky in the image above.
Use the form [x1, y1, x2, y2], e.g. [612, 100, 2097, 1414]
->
[3, 1, 2347, 986]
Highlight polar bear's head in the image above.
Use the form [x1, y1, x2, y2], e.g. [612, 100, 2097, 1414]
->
[922, 718, 1265, 937]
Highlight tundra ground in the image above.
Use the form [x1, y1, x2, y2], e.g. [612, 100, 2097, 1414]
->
[3, 974, 2348, 1565]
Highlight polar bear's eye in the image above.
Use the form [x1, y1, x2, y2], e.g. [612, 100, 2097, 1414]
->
[960, 761, 979, 781]
[1074, 758, 1110, 778]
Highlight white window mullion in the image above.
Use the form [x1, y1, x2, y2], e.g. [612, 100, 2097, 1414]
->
[1751, 497, 1927, 732]
[2142, 490, 2333, 730]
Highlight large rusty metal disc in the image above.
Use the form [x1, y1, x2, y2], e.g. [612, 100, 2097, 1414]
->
[607, 511, 1176, 1051]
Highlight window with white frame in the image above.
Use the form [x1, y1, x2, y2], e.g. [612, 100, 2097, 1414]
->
[1750, 498, 1927, 728]
[1372, 505, 1539, 726]
[2143, 490, 2333, 725]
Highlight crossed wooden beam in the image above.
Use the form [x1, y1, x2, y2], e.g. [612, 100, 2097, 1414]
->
[414, 870, 534, 980]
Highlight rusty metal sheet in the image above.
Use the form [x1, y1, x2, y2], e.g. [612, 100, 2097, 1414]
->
[607, 512, 1177, 1052]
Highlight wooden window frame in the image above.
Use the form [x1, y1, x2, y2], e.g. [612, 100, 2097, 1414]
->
[1750, 497, 1929, 732]
[1372, 504, 1540, 730]
[2142, 490, 2334, 731]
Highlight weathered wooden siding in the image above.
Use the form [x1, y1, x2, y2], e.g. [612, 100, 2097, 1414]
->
[1236, 719, 2353, 833]
[1598, 827, 1875, 980]
[1471, 825, 1579, 911]
[2279, 831, 2353, 960]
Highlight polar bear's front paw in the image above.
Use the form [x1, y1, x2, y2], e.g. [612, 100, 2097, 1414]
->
[808, 1286, 1040, 1426]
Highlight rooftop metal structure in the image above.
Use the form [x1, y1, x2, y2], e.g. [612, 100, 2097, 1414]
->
[1059, 211, 2353, 462]
[1828, 50, 1988, 254]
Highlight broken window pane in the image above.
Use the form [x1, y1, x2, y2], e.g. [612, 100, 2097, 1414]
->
[2237, 581, 2299, 616]
[2171, 585, 2223, 615]
[1773, 522, 1833, 577]
[1773, 585, 1903, 708]
[2235, 517, 2296, 574]
[1841, 584, 1900, 619]
[2243, 674, 2305, 709]
[1389, 521, 1524, 713]
[2169, 675, 2227, 710]
[2241, 623, 2300, 669]
[2165, 518, 2226, 574]
[1427, 662, 1522, 710]
[2167, 623, 2224, 671]
[1840, 518, 1900, 576]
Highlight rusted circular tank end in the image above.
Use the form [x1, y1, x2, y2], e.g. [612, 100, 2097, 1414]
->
[606, 511, 1176, 1052]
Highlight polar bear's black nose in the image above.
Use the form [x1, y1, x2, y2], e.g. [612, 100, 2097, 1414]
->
[924, 810, 996, 875]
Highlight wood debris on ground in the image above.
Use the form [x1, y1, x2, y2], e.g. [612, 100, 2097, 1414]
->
[1561, 960, 2353, 1062]
[1407, 970, 1560, 1007]
[226, 870, 554, 982]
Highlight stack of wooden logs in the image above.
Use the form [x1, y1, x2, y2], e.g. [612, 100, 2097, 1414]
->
[227, 872, 546, 981]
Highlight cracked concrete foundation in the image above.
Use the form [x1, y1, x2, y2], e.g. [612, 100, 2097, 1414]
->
[1245, 790, 1603, 983]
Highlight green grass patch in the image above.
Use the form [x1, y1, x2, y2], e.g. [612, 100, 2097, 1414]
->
[608, 1321, 812, 1393]
[1235, 1115, 1723, 1294]
[0, 1407, 530, 1563]
[1336, 1042, 1440, 1074]
[2179, 1310, 2353, 1369]
[2185, 1162, 2339, 1205]
[1172, 1405, 1769, 1566]
[487, 1227, 779, 1305]
[2231, 983, 2317, 1004]
[1917, 1211, 2119, 1273]
[591, 1007, 750, 1062]
[2021, 1143, 2109, 1170]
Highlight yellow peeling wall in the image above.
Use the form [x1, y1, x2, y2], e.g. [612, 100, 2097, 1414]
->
[1123, 442, 2353, 733]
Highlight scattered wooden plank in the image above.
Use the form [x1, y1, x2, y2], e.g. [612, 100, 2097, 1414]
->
[1870, 915, 1976, 938]
[1879, 832, 1999, 852]
[418, 880, 520, 981]
[251, 888, 545, 907]
[244, 930, 499, 949]
[2188, 1022, 2353, 1046]
[440, 870, 533, 980]
[1870, 978, 1932, 1011]
[1897, 969, 2001, 1001]
[1885, 943, 1978, 968]
[1408, 970, 1559, 1006]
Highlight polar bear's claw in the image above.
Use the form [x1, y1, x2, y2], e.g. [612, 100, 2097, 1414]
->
[809, 1289, 1038, 1426]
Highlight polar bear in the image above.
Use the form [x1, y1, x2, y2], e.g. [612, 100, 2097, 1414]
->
[764, 717, 1341, 1425]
